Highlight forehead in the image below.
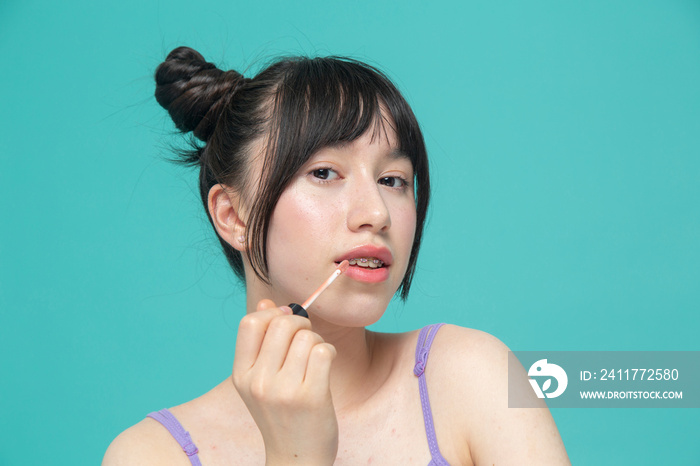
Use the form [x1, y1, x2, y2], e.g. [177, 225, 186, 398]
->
[328, 114, 398, 147]
[314, 117, 412, 162]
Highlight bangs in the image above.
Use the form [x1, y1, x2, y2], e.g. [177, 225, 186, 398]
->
[267, 57, 417, 178]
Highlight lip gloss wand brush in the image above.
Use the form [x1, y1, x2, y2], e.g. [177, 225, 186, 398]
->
[289, 260, 350, 318]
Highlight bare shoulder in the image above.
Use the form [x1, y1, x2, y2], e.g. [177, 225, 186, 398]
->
[418, 324, 509, 385]
[424, 325, 512, 419]
[427, 324, 571, 465]
[427, 324, 506, 363]
[102, 417, 190, 466]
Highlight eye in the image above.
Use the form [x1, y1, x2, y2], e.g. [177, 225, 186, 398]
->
[310, 168, 339, 181]
[378, 176, 408, 188]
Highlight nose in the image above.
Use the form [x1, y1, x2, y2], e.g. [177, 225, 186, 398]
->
[346, 180, 391, 233]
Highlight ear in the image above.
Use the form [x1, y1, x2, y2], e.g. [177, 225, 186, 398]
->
[208, 184, 247, 252]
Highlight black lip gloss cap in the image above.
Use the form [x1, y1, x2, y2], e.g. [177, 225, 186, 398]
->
[289, 303, 308, 318]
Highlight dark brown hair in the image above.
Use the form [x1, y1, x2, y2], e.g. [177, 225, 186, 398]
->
[155, 46, 430, 299]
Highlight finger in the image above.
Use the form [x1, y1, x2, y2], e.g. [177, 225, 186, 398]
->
[257, 299, 277, 312]
[255, 315, 312, 373]
[233, 308, 289, 373]
[280, 329, 325, 383]
[303, 342, 337, 395]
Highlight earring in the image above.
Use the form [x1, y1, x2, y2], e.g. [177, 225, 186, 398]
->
[237, 235, 245, 244]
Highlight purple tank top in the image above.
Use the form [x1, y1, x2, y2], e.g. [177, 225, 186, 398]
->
[414, 323, 450, 465]
[147, 409, 202, 465]
[148, 323, 449, 465]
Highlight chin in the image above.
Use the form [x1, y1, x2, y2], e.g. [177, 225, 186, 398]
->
[308, 292, 393, 328]
[312, 311, 384, 329]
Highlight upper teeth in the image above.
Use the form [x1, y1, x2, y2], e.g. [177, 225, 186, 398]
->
[348, 257, 384, 268]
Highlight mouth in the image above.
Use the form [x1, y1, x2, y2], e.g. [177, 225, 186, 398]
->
[343, 257, 385, 269]
[334, 246, 393, 282]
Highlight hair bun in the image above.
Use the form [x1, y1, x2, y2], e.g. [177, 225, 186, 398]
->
[155, 46, 244, 141]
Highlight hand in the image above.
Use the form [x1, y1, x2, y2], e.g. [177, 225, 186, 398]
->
[232, 299, 339, 466]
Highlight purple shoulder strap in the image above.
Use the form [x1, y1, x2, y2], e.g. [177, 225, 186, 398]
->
[414, 323, 450, 466]
[147, 409, 202, 466]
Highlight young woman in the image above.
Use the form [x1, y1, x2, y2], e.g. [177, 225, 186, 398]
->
[103, 46, 569, 465]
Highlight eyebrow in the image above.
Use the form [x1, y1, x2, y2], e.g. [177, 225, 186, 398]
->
[389, 148, 411, 161]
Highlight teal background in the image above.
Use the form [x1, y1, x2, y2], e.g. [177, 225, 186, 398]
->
[1, 0, 698, 464]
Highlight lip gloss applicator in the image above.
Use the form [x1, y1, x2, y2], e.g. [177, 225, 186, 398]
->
[289, 260, 350, 318]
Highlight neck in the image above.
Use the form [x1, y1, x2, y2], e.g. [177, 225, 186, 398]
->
[314, 323, 380, 409]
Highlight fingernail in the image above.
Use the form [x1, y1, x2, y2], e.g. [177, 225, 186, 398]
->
[280, 306, 292, 314]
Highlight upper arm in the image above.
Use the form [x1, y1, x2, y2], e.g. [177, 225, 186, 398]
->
[430, 325, 570, 465]
[102, 418, 190, 466]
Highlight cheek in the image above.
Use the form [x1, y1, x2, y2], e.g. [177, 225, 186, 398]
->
[265, 185, 341, 277]
[395, 203, 417, 278]
[393, 199, 417, 247]
[272, 185, 342, 238]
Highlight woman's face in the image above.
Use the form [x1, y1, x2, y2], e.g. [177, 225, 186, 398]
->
[254, 125, 417, 327]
